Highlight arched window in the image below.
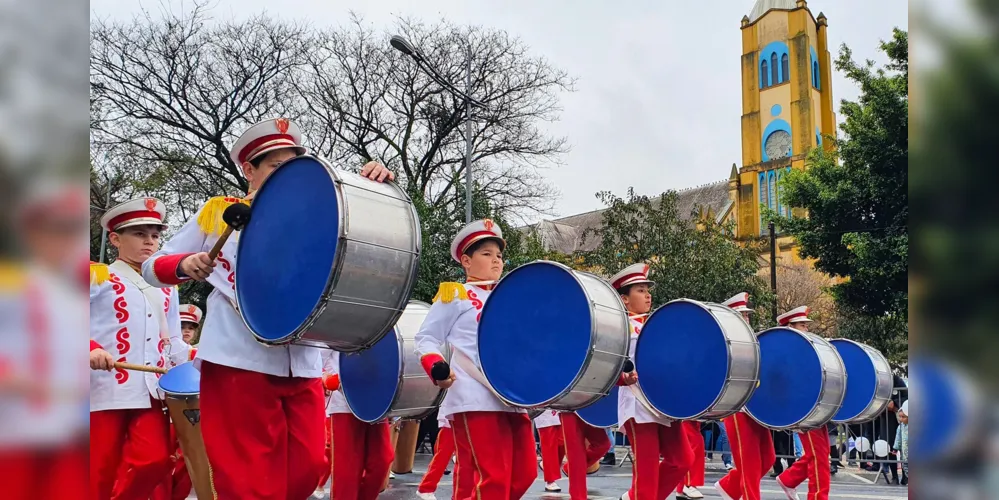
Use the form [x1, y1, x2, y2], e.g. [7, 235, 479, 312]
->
[781, 54, 789, 83]
[771, 53, 779, 85]
[761, 60, 769, 88]
[813, 61, 820, 88]
[759, 172, 768, 233]
[768, 171, 776, 211]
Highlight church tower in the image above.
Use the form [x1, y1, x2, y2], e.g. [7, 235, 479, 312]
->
[734, 0, 836, 245]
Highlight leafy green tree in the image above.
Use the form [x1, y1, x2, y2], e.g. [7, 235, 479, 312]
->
[583, 188, 775, 330]
[770, 29, 908, 362]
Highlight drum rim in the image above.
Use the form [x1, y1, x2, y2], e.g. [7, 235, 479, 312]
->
[745, 326, 845, 431]
[636, 298, 743, 421]
[477, 260, 599, 409]
[829, 338, 892, 424]
[157, 362, 200, 398]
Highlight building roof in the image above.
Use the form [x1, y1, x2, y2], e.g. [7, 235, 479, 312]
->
[523, 179, 732, 254]
[748, 0, 798, 23]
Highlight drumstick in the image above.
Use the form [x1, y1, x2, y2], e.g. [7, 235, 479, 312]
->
[207, 203, 252, 260]
[113, 362, 169, 375]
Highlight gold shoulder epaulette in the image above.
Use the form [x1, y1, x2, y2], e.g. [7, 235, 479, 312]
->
[90, 262, 110, 286]
[432, 282, 469, 304]
[0, 262, 25, 292]
[197, 196, 250, 236]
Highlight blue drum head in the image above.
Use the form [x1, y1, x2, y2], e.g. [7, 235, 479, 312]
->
[911, 359, 960, 458]
[236, 156, 340, 342]
[635, 301, 729, 419]
[339, 329, 401, 423]
[746, 328, 822, 428]
[478, 262, 592, 406]
[575, 385, 619, 428]
[158, 362, 200, 397]
[831, 340, 877, 422]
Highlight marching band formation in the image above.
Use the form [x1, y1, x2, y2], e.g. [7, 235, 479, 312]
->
[90, 117, 895, 500]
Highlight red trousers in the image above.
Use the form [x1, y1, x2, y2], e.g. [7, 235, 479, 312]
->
[419, 426, 457, 493]
[317, 416, 333, 489]
[200, 361, 325, 500]
[90, 400, 172, 500]
[536, 426, 565, 484]
[150, 424, 193, 500]
[677, 421, 705, 492]
[717, 413, 775, 500]
[331, 413, 394, 500]
[452, 411, 537, 500]
[0, 443, 87, 500]
[559, 412, 611, 500]
[778, 425, 831, 500]
[622, 419, 692, 500]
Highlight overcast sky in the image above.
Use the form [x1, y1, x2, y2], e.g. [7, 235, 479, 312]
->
[91, 0, 910, 222]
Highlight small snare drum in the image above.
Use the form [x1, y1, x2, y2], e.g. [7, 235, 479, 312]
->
[158, 362, 212, 500]
[830, 339, 893, 423]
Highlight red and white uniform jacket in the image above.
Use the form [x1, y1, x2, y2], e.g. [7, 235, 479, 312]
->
[141, 197, 321, 378]
[414, 283, 525, 421]
[1, 264, 88, 446]
[90, 261, 188, 411]
[534, 409, 562, 430]
[438, 415, 450, 429]
[618, 316, 672, 427]
[321, 350, 350, 416]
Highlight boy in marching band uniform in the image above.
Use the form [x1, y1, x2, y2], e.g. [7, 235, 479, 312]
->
[89, 198, 190, 500]
[141, 118, 394, 499]
[415, 219, 538, 500]
[714, 292, 775, 500]
[417, 415, 459, 500]
[561, 402, 615, 499]
[613, 263, 692, 500]
[322, 349, 395, 500]
[534, 410, 565, 493]
[775, 306, 830, 500]
[178, 304, 202, 348]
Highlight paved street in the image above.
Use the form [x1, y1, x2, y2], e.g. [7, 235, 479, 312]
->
[304, 450, 910, 500]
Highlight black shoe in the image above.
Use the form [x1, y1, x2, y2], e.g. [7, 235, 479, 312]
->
[443, 469, 451, 476]
[901, 475, 908, 486]
[601, 454, 616, 465]
[830, 465, 838, 475]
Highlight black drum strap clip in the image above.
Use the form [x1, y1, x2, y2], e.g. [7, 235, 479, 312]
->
[183, 409, 201, 426]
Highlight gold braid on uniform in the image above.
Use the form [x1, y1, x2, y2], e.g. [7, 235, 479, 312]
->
[432, 282, 468, 304]
[90, 262, 110, 286]
[196, 196, 251, 236]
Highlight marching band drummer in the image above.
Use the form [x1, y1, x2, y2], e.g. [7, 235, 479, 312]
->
[613, 263, 692, 500]
[714, 292, 775, 500]
[89, 198, 190, 500]
[535, 409, 565, 493]
[322, 349, 395, 500]
[141, 117, 396, 499]
[414, 219, 538, 500]
[774, 306, 830, 500]
[560, 405, 615, 499]
[416, 415, 459, 500]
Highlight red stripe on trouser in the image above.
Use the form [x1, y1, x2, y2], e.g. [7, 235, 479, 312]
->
[451, 411, 538, 500]
[559, 412, 611, 500]
[90, 400, 172, 500]
[419, 426, 457, 493]
[537, 426, 565, 484]
[623, 419, 692, 500]
[316, 416, 333, 488]
[199, 361, 326, 500]
[331, 413, 394, 500]
[778, 425, 831, 500]
[677, 420, 706, 492]
[717, 413, 775, 500]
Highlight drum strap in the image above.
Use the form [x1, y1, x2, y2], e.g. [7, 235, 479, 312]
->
[452, 349, 516, 409]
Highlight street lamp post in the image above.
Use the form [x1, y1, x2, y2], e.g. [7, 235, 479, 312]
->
[390, 35, 488, 224]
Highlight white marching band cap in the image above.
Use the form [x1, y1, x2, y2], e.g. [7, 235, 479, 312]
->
[230, 117, 307, 165]
[100, 197, 168, 232]
[777, 305, 813, 325]
[17, 180, 88, 223]
[450, 218, 505, 263]
[722, 292, 753, 313]
[610, 263, 654, 290]
[179, 304, 203, 325]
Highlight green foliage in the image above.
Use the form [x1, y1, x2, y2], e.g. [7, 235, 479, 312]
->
[583, 188, 775, 330]
[770, 29, 908, 362]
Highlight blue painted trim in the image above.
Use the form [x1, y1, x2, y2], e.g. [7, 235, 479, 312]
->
[771, 104, 782, 117]
[816, 126, 822, 147]
[761, 119, 792, 162]
[760, 60, 769, 88]
[768, 170, 776, 210]
[810, 47, 820, 89]
[759, 172, 767, 234]
[760, 41, 790, 85]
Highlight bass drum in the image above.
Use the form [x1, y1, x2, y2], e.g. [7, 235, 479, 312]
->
[158, 362, 213, 500]
[574, 385, 620, 428]
[830, 339, 893, 423]
[339, 301, 445, 423]
[477, 261, 631, 410]
[746, 327, 847, 430]
[634, 299, 759, 421]
[236, 154, 421, 352]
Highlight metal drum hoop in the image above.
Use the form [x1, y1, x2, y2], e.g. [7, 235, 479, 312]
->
[830, 338, 893, 424]
[239, 155, 422, 352]
[477, 260, 631, 411]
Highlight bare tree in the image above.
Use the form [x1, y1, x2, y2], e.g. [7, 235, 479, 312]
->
[90, 2, 312, 197]
[295, 15, 573, 220]
[768, 260, 838, 337]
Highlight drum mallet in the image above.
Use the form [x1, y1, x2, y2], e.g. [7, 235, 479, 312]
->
[207, 203, 252, 260]
[113, 361, 169, 375]
[430, 360, 452, 382]
[622, 359, 635, 373]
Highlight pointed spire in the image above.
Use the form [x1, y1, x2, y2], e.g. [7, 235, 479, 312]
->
[729, 163, 739, 181]
[741, 15, 750, 27]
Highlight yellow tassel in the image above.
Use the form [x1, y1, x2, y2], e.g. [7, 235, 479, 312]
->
[0, 262, 25, 292]
[433, 282, 469, 304]
[90, 262, 110, 286]
[196, 196, 249, 236]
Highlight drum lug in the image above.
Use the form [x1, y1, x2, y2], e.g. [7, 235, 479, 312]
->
[183, 409, 201, 426]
